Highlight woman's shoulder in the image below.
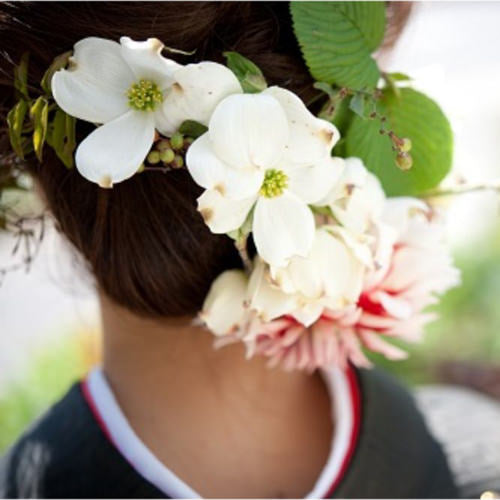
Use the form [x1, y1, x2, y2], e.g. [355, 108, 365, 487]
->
[0, 382, 163, 499]
[334, 368, 458, 499]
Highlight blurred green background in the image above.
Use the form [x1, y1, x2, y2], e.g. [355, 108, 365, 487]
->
[0, 330, 99, 453]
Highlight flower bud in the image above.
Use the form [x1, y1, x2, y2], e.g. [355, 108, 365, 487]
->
[147, 151, 161, 164]
[171, 132, 184, 150]
[395, 152, 413, 171]
[160, 149, 175, 163]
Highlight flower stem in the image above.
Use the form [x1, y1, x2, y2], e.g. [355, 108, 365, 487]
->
[234, 236, 253, 274]
[421, 180, 500, 199]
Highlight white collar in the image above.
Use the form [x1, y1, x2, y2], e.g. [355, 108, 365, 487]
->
[82, 365, 360, 499]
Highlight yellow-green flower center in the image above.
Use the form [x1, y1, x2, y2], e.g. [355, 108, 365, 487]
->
[260, 169, 288, 198]
[127, 79, 163, 111]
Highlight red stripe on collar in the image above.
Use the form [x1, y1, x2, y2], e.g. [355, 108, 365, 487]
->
[80, 377, 115, 445]
[323, 365, 362, 498]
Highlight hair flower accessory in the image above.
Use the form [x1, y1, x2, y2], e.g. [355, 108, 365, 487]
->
[200, 155, 460, 371]
[317, 157, 386, 236]
[201, 224, 371, 337]
[52, 37, 241, 187]
[186, 86, 341, 266]
[3, 11, 465, 372]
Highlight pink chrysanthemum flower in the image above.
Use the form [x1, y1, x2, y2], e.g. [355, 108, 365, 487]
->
[253, 312, 371, 372]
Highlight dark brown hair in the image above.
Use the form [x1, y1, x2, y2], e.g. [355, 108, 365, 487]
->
[0, 2, 411, 318]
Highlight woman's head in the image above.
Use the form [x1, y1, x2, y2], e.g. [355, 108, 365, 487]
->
[0, 2, 411, 318]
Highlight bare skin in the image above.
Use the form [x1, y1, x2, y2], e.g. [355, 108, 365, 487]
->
[101, 293, 334, 498]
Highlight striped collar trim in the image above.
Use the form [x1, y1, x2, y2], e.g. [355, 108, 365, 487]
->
[81, 365, 361, 499]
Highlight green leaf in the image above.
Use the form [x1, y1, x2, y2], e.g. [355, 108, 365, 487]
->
[313, 81, 337, 99]
[7, 100, 29, 159]
[388, 72, 412, 81]
[14, 53, 30, 99]
[291, 2, 386, 89]
[178, 120, 208, 139]
[223, 51, 267, 93]
[47, 109, 76, 168]
[345, 88, 453, 196]
[349, 93, 366, 117]
[41, 51, 72, 95]
[29, 97, 49, 161]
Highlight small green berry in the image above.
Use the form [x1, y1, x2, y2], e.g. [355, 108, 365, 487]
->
[171, 132, 184, 150]
[157, 139, 171, 151]
[395, 152, 413, 171]
[160, 149, 175, 163]
[400, 138, 412, 153]
[172, 155, 184, 169]
[183, 137, 194, 148]
[147, 151, 161, 164]
[137, 163, 145, 173]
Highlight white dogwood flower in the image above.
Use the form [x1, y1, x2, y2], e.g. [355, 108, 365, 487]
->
[52, 37, 241, 187]
[200, 269, 250, 336]
[259, 226, 372, 326]
[186, 87, 341, 267]
[201, 226, 371, 337]
[317, 157, 386, 235]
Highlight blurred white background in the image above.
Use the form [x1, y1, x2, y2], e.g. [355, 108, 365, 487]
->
[2, 1, 500, 392]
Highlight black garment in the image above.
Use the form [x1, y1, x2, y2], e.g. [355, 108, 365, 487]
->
[0, 369, 458, 499]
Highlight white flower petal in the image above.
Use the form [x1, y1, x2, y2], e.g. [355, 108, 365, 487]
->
[358, 331, 409, 361]
[52, 37, 133, 123]
[155, 62, 242, 136]
[201, 270, 248, 336]
[208, 93, 288, 170]
[340, 157, 369, 186]
[120, 37, 181, 89]
[186, 133, 264, 199]
[248, 260, 298, 322]
[292, 303, 324, 327]
[197, 189, 255, 234]
[287, 156, 345, 204]
[273, 254, 323, 298]
[75, 110, 155, 186]
[328, 226, 373, 268]
[313, 228, 366, 304]
[264, 86, 339, 166]
[323, 158, 386, 235]
[381, 197, 429, 238]
[253, 192, 315, 267]
[372, 290, 413, 319]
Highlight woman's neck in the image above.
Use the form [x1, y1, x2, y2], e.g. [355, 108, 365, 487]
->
[100, 294, 333, 498]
